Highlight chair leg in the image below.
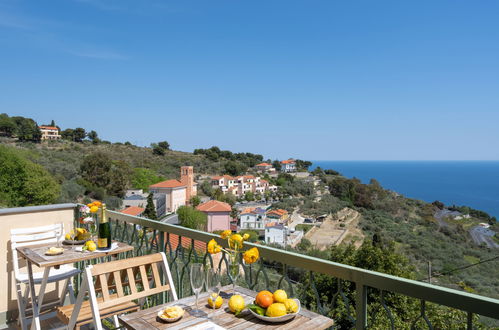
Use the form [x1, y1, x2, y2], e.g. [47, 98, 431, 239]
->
[68, 278, 76, 304]
[15, 282, 28, 330]
[113, 315, 120, 328]
[59, 278, 70, 306]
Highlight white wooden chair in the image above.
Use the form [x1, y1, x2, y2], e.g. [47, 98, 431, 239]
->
[57, 252, 177, 330]
[11, 224, 81, 330]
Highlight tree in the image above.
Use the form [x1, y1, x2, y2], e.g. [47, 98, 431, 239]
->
[131, 168, 165, 191]
[272, 160, 282, 171]
[244, 191, 255, 202]
[12, 116, 41, 142]
[295, 159, 312, 171]
[190, 195, 201, 207]
[50, 120, 55, 127]
[151, 141, 169, 155]
[87, 130, 100, 144]
[0, 114, 17, 137]
[61, 128, 74, 141]
[73, 128, 86, 142]
[177, 205, 207, 230]
[239, 229, 259, 242]
[0, 145, 60, 206]
[224, 160, 246, 176]
[144, 193, 157, 220]
[200, 180, 213, 196]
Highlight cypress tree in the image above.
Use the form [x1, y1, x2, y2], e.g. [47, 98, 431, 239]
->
[144, 193, 157, 220]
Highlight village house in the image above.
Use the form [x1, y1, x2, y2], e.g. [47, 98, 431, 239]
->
[240, 207, 267, 231]
[122, 190, 166, 217]
[280, 159, 296, 173]
[265, 222, 287, 245]
[39, 126, 61, 140]
[266, 209, 289, 222]
[211, 174, 277, 198]
[149, 166, 198, 213]
[196, 200, 232, 232]
[255, 162, 275, 173]
[120, 206, 145, 217]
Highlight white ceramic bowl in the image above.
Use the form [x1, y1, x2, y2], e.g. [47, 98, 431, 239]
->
[248, 299, 301, 323]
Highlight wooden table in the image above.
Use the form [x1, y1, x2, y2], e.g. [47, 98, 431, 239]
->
[17, 241, 133, 330]
[119, 285, 334, 330]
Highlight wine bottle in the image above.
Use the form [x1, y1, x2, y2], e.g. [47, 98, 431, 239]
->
[97, 203, 112, 250]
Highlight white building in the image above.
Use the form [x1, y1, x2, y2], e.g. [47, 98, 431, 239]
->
[280, 160, 296, 173]
[240, 207, 267, 231]
[265, 222, 287, 245]
[211, 175, 276, 198]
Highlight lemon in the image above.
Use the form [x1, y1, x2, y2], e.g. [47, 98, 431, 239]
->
[266, 303, 287, 317]
[207, 294, 223, 309]
[65, 233, 71, 240]
[228, 295, 245, 314]
[283, 299, 298, 313]
[85, 241, 97, 251]
[273, 289, 287, 303]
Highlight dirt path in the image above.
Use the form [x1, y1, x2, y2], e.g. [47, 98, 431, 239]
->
[304, 208, 362, 250]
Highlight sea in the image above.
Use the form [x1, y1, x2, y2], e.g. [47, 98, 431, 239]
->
[310, 161, 499, 218]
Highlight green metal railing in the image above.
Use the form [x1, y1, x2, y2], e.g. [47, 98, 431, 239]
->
[76, 207, 499, 329]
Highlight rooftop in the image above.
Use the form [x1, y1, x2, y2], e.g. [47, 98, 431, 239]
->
[196, 200, 232, 212]
[149, 179, 185, 188]
[120, 206, 145, 216]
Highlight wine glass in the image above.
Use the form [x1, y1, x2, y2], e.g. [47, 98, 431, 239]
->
[69, 224, 77, 250]
[227, 255, 239, 295]
[57, 222, 64, 248]
[206, 268, 221, 320]
[190, 263, 205, 316]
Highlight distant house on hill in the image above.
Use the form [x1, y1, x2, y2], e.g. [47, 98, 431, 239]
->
[265, 222, 286, 245]
[211, 174, 277, 198]
[123, 189, 166, 217]
[149, 166, 198, 213]
[39, 126, 61, 140]
[120, 206, 145, 217]
[255, 163, 275, 173]
[240, 207, 267, 231]
[266, 209, 289, 222]
[280, 159, 296, 173]
[196, 200, 232, 232]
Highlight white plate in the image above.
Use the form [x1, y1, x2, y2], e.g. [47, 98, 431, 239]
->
[157, 307, 184, 323]
[248, 299, 301, 323]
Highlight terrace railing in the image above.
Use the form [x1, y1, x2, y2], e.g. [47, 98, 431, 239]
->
[75, 207, 499, 330]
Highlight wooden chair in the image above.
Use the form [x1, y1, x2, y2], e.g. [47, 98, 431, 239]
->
[10, 224, 80, 330]
[57, 252, 177, 329]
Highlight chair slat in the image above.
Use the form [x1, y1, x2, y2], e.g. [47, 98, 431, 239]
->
[139, 265, 150, 291]
[113, 271, 124, 298]
[150, 262, 161, 288]
[91, 254, 163, 276]
[99, 274, 110, 301]
[126, 268, 138, 294]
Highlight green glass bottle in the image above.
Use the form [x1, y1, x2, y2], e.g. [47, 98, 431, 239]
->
[97, 203, 112, 250]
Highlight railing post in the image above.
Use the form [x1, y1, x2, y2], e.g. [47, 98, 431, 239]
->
[356, 284, 367, 330]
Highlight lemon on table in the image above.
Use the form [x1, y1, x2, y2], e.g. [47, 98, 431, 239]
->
[266, 303, 287, 317]
[65, 233, 71, 240]
[273, 289, 287, 303]
[283, 299, 298, 313]
[207, 294, 223, 308]
[228, 295, 245, 314]
[85, 240, 97, 251]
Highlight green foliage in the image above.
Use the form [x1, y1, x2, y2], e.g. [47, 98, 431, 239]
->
[295, 224, 313, 233]
[80, 152, 131, 197]
[144, 193, 157, 220]
[214, 191, 236, 206]
[244, 191, 255, 201]
[131, 168, 165, 191]
[295, 159, 312, 171]
[189, 195, 201, 207]
[177, 205, 207, 230]
[87, 130, 100, 144]
[0, 113, 17, 137]
[239, 229, 259, 242]
[272, 160, 282, 171]
[102, 195, 122, 210]
[224, 160, 246, 176]
[0, 145, 60, 206]
[12, 116, 41, 142]
[199, 180, 213, 196]
[58, 178, 85, 203]
[151, 141, 170, 155]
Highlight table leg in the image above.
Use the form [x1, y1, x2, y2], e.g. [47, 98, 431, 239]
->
[26, 261, 40, 330]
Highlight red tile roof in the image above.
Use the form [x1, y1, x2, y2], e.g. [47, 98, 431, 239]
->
[39, 126, 58, 130]
[120, 206, 145, 216]
[256, 163, 271, 167]
[281, 159, 295, 164]
[149, 179, 185, 188]
[212, 175, 234, 180]
[196, 200, 232, 212]
[164, 233, 206, 252]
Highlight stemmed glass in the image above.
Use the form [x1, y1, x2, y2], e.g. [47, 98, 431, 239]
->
[206, 268, 221, 320]
[190, 263, 205, 316]
[57, 222, 64, 248]
[227, 255, 239, 295]
[69, 224, 77, 250]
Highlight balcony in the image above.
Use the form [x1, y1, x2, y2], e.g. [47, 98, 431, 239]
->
[1, 203, 498, 329]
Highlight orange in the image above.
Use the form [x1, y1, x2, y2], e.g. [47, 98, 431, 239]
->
[255, 290, 274, 308]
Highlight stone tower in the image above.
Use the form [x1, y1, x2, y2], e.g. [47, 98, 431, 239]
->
[180, 166, 195, 202]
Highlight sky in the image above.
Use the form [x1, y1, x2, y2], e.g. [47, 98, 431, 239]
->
[1, 0, 499, 161]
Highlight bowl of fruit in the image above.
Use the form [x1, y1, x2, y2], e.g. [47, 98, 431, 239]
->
[246, 289, 300, 323]
[157, 306, 184, 323]
[63, 228, 90, 245]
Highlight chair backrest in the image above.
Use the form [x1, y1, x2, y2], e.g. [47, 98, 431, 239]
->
[10, 224, 63, 277]
[86, 252, 177, 311]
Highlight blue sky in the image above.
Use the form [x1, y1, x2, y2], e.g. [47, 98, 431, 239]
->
[1, 0, 498, 160]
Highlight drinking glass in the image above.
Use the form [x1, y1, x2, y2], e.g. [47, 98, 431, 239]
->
[227, 256, 239, 295]
[69, 224, 77, 250]
[206, 268, 221, 319]
[57, 222, 64, 248]
[190, 263, 205, 316]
